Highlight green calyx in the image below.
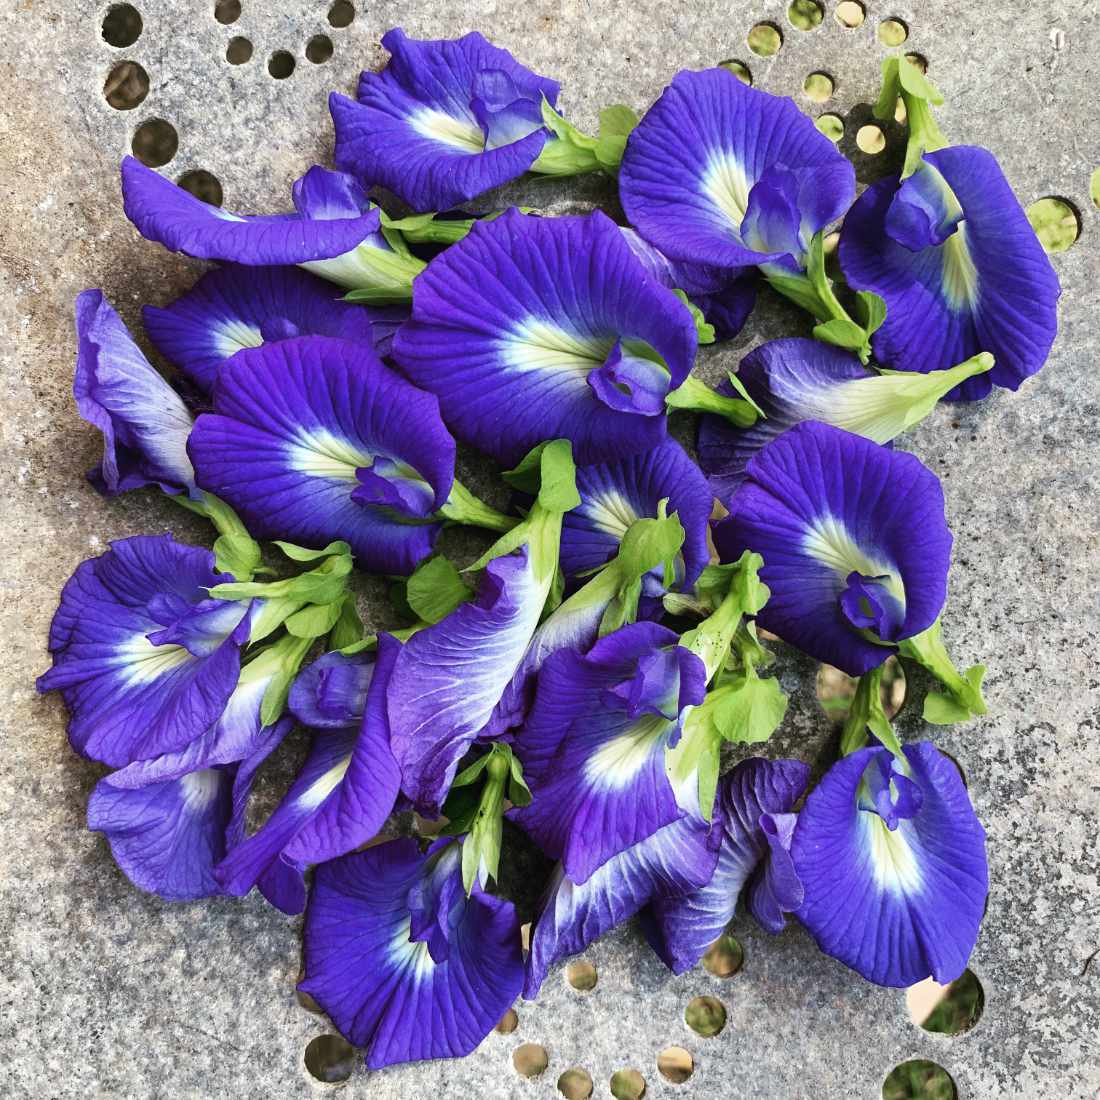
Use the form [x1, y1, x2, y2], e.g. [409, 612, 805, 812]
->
[334, 242, 426, 303]
[405, 555, 474, 625]
[531, 98, 639, 178]
[378, 207, 524, 248]
[171, 492, 263, 581]
[875, 55, 949, 178]
[766, 232, 885, 364]
[441, 742, 532, 893]
[671, 289, 716, 345]
[898, 618, 988, 724]
[665, 372, 762, 428]
[437, 478, 518, 533]
[838, 664, 905, 760]
[831, 353, 994, 442]
[667, 551, 786, 819]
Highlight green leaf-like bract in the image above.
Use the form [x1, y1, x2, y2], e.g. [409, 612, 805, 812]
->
[406, 556, 474, 624]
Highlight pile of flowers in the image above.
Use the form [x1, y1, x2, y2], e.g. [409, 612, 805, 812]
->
[39, 29, 1059, 1069]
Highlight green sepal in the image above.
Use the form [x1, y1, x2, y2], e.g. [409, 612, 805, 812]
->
[213, 531, 262, 581]
[854, 291, 887, 336]
[670, 289, 715, 345]
[406, 556, 474, 624]
[838, 665, 904, 759]
[813, 317, 871, 353]
[333, 245, 425, 303]
[285, 600, 344, 640]
[256, 633, 315, 727]
[833, 353, 993, 443]
[873, 57, 903, 123]
[665, 373, 759, 428]
[593, 104, 639, 175]
[679, 551, 768, 682]
[274, 540, 351, 563]
[380, 211, 472, 246]
[500, 438, 579, 510]
[437, 478, 517, 533]
[898, 618, 988, 723]
[530, 97, 601, 177]
[875, 56, 949, 178]
[597, 504, 686, 636]
[328, 594, 364, 649]
[441, 744, 527, 893]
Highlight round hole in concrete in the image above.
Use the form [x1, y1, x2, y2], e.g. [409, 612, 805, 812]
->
[610, 1068, 647, 1100]
[328, 0, 355, 28]
[803, 71, 835, 103]
[894, 96, 907, 123]
[702, 932, 743, 977]
[177, 169, 223, 206]
[718, 59, 753, 85]
[1027, 196, 1081, 253]
[306, 34, 334, 63]
[907, 969, 985, 1035]
[565, 960, 597, 991]
[496, 1007, 519, 1033]
[882, 1060, 957, 1100]
[214, 0, 241, 24]
[835, 1, 866, 28]
[879, 18, 909, 47]
[657, 1046, 694, 1084]
[815, 113, 844, 143]
[104, 60, 149, 110]
[513, 1043, 549, 1077]
[131, 118, 177, 167]
[685, 995, 726, 1038]
[856, 123, 887, 155]
[303, 1033, 356, 1084]
[823, 230, 841, 255]
[268, 50, 295, 79]
[788, 0, 824, 31]
[747, 22, 783, 57]
[102, 4, 142, 47]
[558, 1068, 594, 1099]
[905, 51, 929, 73]
[1090, 166, 1100, 210]
[226, 36, 252, 64]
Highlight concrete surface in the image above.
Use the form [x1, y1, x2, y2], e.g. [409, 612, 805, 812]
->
[1, 1, 1097, 1097]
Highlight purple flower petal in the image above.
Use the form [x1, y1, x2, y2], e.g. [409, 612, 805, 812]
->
[74, 290, 196, 497]
[839, 146, 1060, 400]
[643, 758, 809, 974]
[697, 338, 872, 501]
[37, 535, 250, 767]
[524, 812, 719, 998]
[217, 635, 402, 899]
[713, 422, 951, 676]
[511, 622, 706, 883]
[289, 649, 375, 730]
[143, 264, 401, 392]
[331, 28, 558, 212]
[388, 549, 547, 813]
[121, 156, 382, 264]
[392, 209, 698, 466]
[791, 743, 988, 987]
[87, 766, 233, 901]
[187, 335, 455, 576]
[620, 69, 854, 271]
[300, 837, 524, 1066]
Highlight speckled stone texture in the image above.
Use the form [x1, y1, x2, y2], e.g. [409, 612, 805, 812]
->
[1, 1, 1097, 1097]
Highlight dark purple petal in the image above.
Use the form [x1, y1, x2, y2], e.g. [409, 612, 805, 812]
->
[37, 535, 248, 767]
[143, 264, 396, 392]
[331, 28, 558, 212]
[188, 335, 455, 576]
[392, 209, 697, 466]
[74, 290, 196, 497]
[791, 743, 988, 987]
[643, 758, 809, 973]
[300, 837, 524, 1066]
[121, 156, 382, 264]
[620, 69, 854, 270]
[713, 422, 951, 676]
[839, 146, 1060, 400]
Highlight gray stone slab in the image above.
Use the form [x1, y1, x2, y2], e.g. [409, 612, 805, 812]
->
[1, 1, 1097, 1098]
